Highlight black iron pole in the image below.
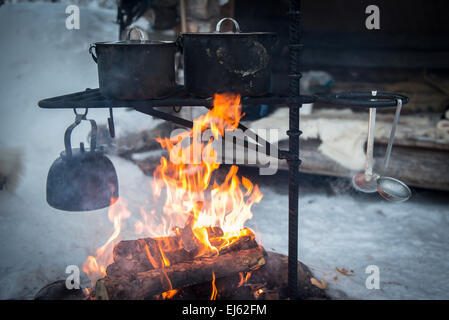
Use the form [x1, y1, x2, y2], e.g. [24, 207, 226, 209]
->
[287, 0, 302, 299]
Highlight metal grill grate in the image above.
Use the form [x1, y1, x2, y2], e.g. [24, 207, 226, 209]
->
[38, 88, 316, 110]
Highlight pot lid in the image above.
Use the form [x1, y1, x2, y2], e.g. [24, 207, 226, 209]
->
[95, 40, 176, 46]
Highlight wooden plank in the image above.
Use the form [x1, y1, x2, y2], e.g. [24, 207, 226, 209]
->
[297, 139, 449, 191]
[375, 136, 449, 152]
[130, 138, 449, 191]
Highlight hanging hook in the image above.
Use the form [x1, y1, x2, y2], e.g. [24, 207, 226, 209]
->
[64, 108, 97, 158]
[73, 108, 88, 122]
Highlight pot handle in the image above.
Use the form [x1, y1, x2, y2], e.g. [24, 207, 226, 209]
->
[175, 34, 184, 53]
[215, 17, 240, 33]
[64, 109, 97, 158]
[127, 26, 146, 40]
[89, 44, 97, 64]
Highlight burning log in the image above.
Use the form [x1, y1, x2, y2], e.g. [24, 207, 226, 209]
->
[106, 236, 188, 276]
[95, 246, 266, 300]
[166, 251, 329, 300]
[36, 251, 327, 300]
[106, 227, 258, 277]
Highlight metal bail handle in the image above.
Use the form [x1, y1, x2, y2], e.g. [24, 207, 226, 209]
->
[215, 17, 241, 33]
[64, 108, 98, 158]
[89, 44, 98, 63]
[126, 26, 146, 40]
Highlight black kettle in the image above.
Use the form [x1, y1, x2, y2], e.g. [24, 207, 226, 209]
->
[46, 110, 119, 211]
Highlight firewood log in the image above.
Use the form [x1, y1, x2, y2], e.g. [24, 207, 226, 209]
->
[95, 246, 266, 300]
[167, 251, 329, 300]
[107, 227, 257, 276]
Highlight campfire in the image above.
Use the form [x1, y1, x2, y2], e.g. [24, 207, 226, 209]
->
[81, 93, 271, 300]
[75, 93, 326, 300]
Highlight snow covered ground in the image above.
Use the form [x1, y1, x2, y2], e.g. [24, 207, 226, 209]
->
[0, 2, 448, 300]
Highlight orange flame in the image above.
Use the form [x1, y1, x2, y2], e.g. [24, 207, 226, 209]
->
[211, 271, 217, 300]
[82, 197, 131, 287]
[238, 271, 252, 287]
[150, 93, 263, 255]
[82, 93, 263, 296]
[162, 289, 178, 300]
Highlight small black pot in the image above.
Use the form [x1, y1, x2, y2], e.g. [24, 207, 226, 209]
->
[89, 40, 177, 100]
[180, 18, 277, 97]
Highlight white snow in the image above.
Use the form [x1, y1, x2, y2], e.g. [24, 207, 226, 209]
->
[247, 183, 449, 299]
[1, 2, 448, 300]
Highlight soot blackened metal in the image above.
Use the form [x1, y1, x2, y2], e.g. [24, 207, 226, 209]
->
[286, 0, 302, 299]
[46, 110, 118, 212]
[89, 40, 177, 100]
[181, 18, 277, 97]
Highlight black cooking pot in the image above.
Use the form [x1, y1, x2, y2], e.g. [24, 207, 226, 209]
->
[46, 110, 118, 212]
[180, 18, 277, 97]
[89, 30, 177, 100]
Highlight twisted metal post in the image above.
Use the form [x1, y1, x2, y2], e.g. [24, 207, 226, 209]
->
[287, 0, 302, 299]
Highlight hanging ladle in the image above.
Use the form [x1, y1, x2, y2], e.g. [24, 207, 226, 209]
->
[376, 98, 412, 202]
[352, 92, 379, 193]
[352, 109, 379, 192]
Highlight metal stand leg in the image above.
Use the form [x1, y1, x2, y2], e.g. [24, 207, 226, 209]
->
[287, 0, 302, 300]
[287, 134, 301, 300]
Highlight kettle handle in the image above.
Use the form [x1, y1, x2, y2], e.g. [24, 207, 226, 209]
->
[64, 109, 97, 158]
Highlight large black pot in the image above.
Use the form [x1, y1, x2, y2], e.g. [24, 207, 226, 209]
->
[89, 39, 176, 100]
[180, 18, 277, 97]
